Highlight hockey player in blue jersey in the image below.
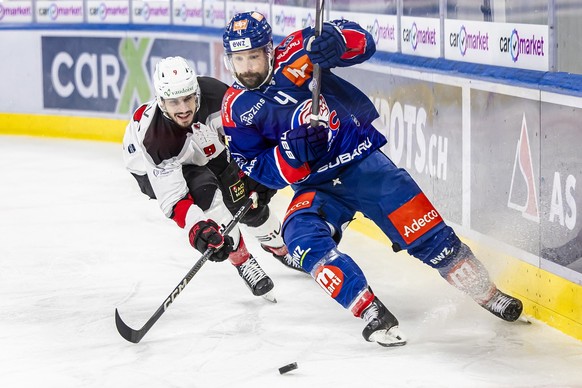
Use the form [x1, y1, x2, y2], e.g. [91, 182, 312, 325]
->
[221, 12, 523, 346]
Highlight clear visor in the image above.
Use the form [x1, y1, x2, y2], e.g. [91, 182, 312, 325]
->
[224, 43, 273, 89]
[160, 93, 197, 108]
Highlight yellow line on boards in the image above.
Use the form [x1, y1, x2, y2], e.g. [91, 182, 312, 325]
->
[0, 113, 126, 143]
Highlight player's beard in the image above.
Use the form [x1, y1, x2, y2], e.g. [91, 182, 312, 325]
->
[236, 70, 268, 89]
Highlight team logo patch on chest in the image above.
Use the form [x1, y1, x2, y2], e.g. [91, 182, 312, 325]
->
[290, 95, 339, 132]
[388, 193, 443, 244]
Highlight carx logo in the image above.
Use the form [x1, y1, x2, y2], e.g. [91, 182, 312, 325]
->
[42, 36, 211, 115]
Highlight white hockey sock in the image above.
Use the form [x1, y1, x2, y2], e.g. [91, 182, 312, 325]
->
[442, 255, 496, 304]
[241, 209, 284, 249]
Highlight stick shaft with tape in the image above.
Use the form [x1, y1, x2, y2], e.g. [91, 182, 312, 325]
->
[310, 0, 325, 128]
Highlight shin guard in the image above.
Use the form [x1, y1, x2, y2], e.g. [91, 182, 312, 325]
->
[437, 243, 496, 304]
[310, 248, 369, 309]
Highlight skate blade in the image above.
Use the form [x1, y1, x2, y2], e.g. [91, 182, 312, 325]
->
[370, 326, 407, 347]
[261, 290, 277, 303]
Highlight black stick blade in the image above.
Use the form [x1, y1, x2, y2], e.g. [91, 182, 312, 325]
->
[115, 308, 143, 344]
[113, 193, 258, 344]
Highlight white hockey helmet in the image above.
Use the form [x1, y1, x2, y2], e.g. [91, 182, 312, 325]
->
[153, 56, 200, 111]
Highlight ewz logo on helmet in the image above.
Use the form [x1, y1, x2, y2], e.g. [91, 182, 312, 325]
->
[228, 38, 252, 52]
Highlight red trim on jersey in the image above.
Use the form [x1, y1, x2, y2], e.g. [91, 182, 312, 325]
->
[275, 32, 305, 66]
[275, 146, 311, 184]
[341, 29, 367, 60]
[172, 194, 194, 229]
[221, 87, 244, 128]
[133, 104, 148, 122]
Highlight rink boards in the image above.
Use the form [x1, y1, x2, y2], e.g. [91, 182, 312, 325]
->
[1, 26, 581, 341]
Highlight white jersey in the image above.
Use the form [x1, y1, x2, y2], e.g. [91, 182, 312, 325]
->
[123, 99, 225, 221]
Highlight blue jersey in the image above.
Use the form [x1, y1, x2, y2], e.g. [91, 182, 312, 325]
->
[222, 20, 387, 189]
[222, 19, 466, 314]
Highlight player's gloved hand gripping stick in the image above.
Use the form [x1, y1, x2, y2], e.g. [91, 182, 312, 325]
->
[115, 192, 259, 343]
[279, 123, 329, 168]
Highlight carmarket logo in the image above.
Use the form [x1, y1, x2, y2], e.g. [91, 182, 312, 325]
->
[38, 3, 82, 20]
[450, 25, 489, 56]
[500, 28, 545, 62]
[176, 3, 202, 22]
[89, 3, 129, 21]
[275, 10, 296, 32]
[0, 4, 32, 21]
[205, 5, 225, 24]
[302, 13, 314, 29]
[135, 3, 150, 21]
[403, 22, 436, 51]
[368, 19, 396, 45]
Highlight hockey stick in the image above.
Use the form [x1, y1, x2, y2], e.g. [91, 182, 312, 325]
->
[115, 192, 259, 343]
[309, 0, 325, 128]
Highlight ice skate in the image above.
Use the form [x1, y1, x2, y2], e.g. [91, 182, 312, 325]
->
[361, 297, 407, 347]
[261, 243, 304, 273]
[480, 289, 523, 322]
[236, 256, 276, 302]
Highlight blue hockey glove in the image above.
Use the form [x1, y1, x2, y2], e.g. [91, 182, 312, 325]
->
[305, 22, 346, 68]
[189, 219, 234, 262]
[279, 123, 329, 168]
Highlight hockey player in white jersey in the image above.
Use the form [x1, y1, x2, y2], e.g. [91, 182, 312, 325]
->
[122, 56, 302, 301]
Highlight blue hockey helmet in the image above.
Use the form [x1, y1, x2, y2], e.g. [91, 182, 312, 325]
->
[223, 11, 272, 54]
[223, 12, 274, 89]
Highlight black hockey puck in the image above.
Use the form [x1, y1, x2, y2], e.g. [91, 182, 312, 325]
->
[278, 362, 298, 374]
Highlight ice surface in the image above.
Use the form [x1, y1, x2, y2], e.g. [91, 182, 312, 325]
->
[2, 136, 582, 388]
